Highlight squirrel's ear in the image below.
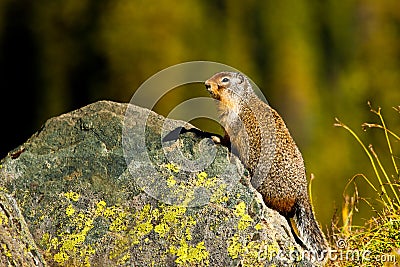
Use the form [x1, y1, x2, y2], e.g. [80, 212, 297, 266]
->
[237, 73, 244, 84]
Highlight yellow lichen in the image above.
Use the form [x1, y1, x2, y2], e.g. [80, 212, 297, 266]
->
[65, 204, 75, 217]
[196, 171, 207, 186]
[53, 218, 94, 264]
[227, 202, 275, 266]
[47, 200, 97, 265]
[109, 236, 130, 260]
[227, 234, 243, 259]
[266, 243, 280, 262]
[243, 241, 262, 264]
[64, 191, 80, 202]
[203, 177, 217, 187]
[53, 251, 69, 263]
[197, 171, 207, 180]
[170, 240, 209, 265]
[210, 183, 229, 203]
[0, 186, 8, 192]
[228, 234, 274, 267]
[138, 204, 151, 220]
[254, 223, 263, 231]
[1, 244, 12, 258]
[95, 200, 106, 215]
[137, 219, 152, 233]
[148, 204, 208, 265]
[162, 205, 186, 223]
[108, 207, 128, 232]
[151, 208, 160, 220]
[103, 206, 116, 218]
[154, 223, 170, 238]
[82, 247, 95, 267]
[40, 195, 211, 266]
[167, 175, 177, 187]
[185, 227, 192, 241]
[234, 202, 253, 230]
[234, 201, 246, 216]
[80, 244, 95, 258]
[154, 204, 189, 238]
[165, 162, 180, 173]
[40, 233, 51, 248]
[108, 203, 157, 261]
[117, 251, 131, 265]
[195, 172, 217, 188]
[130, 220, 153, 244]
[50, 237, 59, 250]
[238, 214, 253, 230]
[0, 209, 9, 225]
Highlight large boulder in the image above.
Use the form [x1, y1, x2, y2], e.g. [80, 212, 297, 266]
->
[0, 101, 312, 266]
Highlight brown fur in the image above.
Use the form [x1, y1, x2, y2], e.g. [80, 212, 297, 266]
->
[205, 72, 329, 262]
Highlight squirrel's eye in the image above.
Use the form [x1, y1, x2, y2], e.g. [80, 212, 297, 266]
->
[221, 77, 230, 83]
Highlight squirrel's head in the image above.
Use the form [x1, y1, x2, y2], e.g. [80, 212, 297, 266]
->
[205, 72, 253, 106]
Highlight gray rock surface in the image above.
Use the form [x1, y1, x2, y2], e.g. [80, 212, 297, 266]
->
[0, 101, 313, 266]
[0, 191, 47, 266]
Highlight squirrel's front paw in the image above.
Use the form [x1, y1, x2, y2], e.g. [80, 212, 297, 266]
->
[211, 135, 222, 144]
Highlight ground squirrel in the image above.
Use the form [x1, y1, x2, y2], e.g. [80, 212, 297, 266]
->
[205, 71, 328, 260]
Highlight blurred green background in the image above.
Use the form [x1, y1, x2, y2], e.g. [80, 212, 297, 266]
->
[1, 0, 399, 231]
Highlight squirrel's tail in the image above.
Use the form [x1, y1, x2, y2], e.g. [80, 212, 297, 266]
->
[293, 200, 329, 262]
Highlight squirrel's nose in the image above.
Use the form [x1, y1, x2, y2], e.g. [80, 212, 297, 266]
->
[205, 82, 211, 90]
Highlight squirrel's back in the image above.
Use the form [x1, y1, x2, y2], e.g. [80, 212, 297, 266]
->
[205, 71, 329, 261]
